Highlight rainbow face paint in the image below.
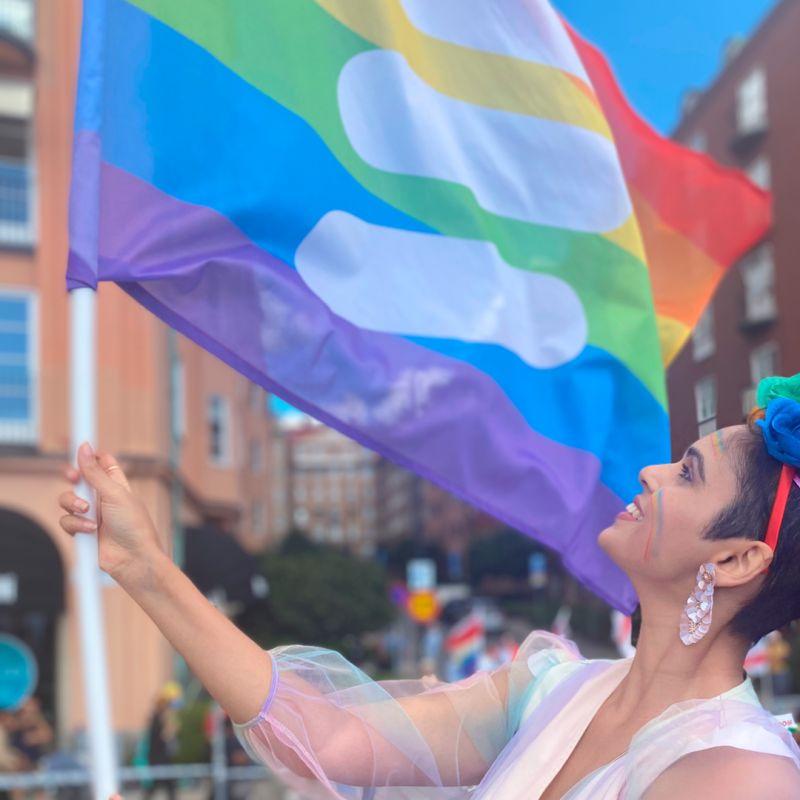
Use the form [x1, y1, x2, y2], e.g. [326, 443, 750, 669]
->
[643, 488, 665, 561]
[710, 429, 727, 456]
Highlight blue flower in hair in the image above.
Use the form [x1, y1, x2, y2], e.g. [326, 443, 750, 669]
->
[757, 396, 800, 468]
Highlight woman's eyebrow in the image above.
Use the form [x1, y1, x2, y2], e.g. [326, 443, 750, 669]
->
[685, 445, 706, 484]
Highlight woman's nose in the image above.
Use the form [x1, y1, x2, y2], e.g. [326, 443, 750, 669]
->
[638, 464, 659, 493]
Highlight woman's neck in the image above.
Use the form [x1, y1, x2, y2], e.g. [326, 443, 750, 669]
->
[608, 602, 750, 717]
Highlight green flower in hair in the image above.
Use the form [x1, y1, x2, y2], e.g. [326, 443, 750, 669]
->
[756, 374, 800, 409]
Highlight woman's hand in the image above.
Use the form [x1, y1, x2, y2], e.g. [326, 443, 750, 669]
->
[58, 442, 165, 584]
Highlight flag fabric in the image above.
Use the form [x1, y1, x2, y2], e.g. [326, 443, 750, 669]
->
[68, 0, 769, 612]
[570, 31, 771, 365]
[611, 610, 636, 658]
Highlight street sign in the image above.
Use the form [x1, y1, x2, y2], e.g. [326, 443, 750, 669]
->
[407, 590, 440, 624]
[528, 552, 548, 588]
[0, 634, 37, 710]
[407, 558, 436, 592]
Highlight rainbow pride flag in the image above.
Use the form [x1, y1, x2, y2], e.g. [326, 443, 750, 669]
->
[67, 0, 769, 611]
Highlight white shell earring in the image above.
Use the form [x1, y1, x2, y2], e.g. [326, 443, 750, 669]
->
[680, 563, 716, 646]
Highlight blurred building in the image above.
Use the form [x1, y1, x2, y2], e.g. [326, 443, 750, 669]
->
[279, 419, 421, 555]
[0, 0, 279, 744]
[277, 414, 501, 579]
[669, 0, 800, 454]
[375, 455, 423, 545]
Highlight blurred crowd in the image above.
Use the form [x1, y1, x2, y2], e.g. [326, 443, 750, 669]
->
[0, 697, 53, 776]
[0, 684, 255, 800]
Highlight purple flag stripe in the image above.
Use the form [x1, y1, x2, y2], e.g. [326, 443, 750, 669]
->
[75, 155, 637, 612]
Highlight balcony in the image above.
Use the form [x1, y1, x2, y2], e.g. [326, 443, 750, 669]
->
[0, 158, 33, 247]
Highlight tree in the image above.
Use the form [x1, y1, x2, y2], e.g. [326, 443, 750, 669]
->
[242, 533, 396, 659]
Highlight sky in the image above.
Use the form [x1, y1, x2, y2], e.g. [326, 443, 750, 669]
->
[553, 0, 778, 133]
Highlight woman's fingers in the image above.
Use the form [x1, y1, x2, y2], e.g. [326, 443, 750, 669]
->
[58, 490, 90, 515]
[76, 442, 122, 496]
[96, 451, 132, 491]
[63, 465, 80, 485]
[59, 513, 97, 536]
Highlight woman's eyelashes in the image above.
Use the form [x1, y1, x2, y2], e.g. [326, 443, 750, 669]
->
[679, 462, 692, 482]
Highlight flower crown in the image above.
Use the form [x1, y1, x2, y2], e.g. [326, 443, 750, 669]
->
[753, 374, 800, 566]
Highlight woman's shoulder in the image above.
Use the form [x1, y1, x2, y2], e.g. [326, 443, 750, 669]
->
[515, 629, 584, 666]
[511, 630, 616, 728]
[514, 629, 623, 676]
[643, 747, 800, 800]
[627, 694, 800, 798]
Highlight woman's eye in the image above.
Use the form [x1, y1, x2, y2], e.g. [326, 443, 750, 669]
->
[680, 463, 692, 482]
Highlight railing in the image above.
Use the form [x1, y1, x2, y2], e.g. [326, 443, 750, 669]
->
[0, 159, 34, 247]
[0, 764, 278, 800]
[0, 0, 34, 42]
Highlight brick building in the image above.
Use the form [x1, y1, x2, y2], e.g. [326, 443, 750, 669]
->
[281, 421, 382, 553]
[668, 0, 800, 455]
[275, 412, 502, 580]
[0, 0, 280, 741]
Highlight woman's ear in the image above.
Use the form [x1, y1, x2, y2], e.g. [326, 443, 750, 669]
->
[713, 540, 773, 587]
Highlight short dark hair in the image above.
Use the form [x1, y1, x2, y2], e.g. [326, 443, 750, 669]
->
[702, 415, 800, 643]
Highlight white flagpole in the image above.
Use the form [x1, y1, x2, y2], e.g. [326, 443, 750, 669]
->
[69, 285, 118, 798]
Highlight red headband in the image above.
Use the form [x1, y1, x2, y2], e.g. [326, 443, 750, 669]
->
[763, 464, 799, 572]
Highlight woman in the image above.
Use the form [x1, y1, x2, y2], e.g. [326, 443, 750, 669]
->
[58, 377, 800, 799]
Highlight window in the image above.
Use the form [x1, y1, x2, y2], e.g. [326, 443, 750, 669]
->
[687, 131, 707, 153]
[750, 342, 778, 387]
[252, 501, 266, 536]
[681, 90, 701, 118]
[0, 0, 34, 42]
[741, 244, 776, 324]
[741, 387, 757, 418]
[692, 305, 715, 361]
[293, 507, 309, 527]
[736, 68, 767, 135]
[695, 376, 717, 438]
[747, 155, 770, 190]
[0, 572, 18, 604]
[0, 97, 34, 246]
[249, 438, 263, 472]
[207, 394, 231, 465]
[0, 290, 36, 443]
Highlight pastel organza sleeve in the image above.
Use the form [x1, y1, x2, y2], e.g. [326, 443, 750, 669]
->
[233, 631, 578, 799]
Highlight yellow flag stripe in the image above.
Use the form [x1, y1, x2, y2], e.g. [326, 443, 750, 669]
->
[315, 0, 612, 140]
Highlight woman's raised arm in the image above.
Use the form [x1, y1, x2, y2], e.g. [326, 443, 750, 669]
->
[60, 443, 567, 795]
[60, 443, 272, 723]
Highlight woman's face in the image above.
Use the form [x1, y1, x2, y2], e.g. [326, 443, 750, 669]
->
[599, 426, 745, 590]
